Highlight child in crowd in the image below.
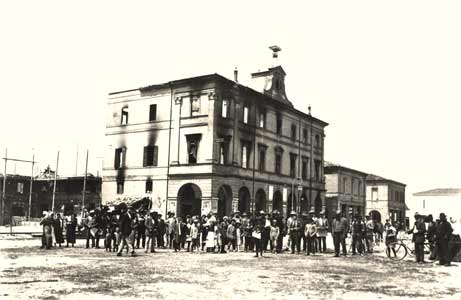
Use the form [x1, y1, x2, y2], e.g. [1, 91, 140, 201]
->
[105, 223, 113, 252]
[113, 226, 121, 253]
[227, 220, 236, 252]
[270, 219, 280, 253]
[190, 219, 200, 252]
[235, 221, 242, 252]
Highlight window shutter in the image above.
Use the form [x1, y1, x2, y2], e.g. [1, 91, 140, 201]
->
[114, 149, 120, 169]
[143, 146, 148, 167]
[153, 146, 158, 166]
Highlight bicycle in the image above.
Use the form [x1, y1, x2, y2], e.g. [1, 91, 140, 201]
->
[386, 238, 431, 261]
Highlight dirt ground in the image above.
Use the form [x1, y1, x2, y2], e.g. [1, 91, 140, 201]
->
[0, 236, 460, 300]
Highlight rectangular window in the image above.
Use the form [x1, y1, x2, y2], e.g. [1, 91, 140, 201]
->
[149, 104, 157, 121]
[121, 107, 129, 125]
[291, 124, 297, 141]
[290, 154, 297, 178]
[302, 158, 308, 180]
[358, 181, 362, 196]
[143, 145, 158, 167]
[275, 154, 282, 175]
[145, 179, 153, 193]
[191, 97, 200, 116]
[241, 141, 251, 168]
[259, 148, 266, 171]
[17, 182, 24, 194]
[222, 99, 229, 118]
[114, 148, 125, 169]
[314, 160, 321, 181]
[259, 110, 265, 128]
[303, 129, 308, 144]
[186, 134, 202, 164]
[371, 187, 378, 201]
[276, 113, 282, 135]
[343, 177, 347, 193]
[243, 105, 249, 124]
[219, 141, 228, 165]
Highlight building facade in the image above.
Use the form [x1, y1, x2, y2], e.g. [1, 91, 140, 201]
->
[408, 188, 461, 233]
[103, 65, 328, 218]
[324, 162, 367, 222]
[365, 174, 406, 224]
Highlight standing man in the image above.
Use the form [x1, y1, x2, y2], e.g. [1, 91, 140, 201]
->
[117, 204, 136, 257]
[351, 215, 365, 256]
[332, 210, 348, 257]
[365, 216, 375, 253]
[316, 211, 329, 253]
[288, 211, 301, 254]
[435, 213, 453, 266]
[407, 212, 426, 263]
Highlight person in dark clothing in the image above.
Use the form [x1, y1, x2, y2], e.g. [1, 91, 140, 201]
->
[117, 204, 136, 257]
[66, 214, 78, 247]
[157, 216, 166, 248]
[136, 211, 146, 249]
[426, 214, 437, 260]
[435, 213, 453, 266]
[253, 216, 263, 257]
[351, 215, 365, 255]
[52, 213, 64, 248]
[288, 212, 301, 254]
[407, 212, 426, 263]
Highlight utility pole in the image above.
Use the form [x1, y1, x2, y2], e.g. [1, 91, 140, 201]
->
[81, 150, 88, 218]
[1, 149, 7, 226]
[28, 153, 35, 220]
[51, 151, 60, 212]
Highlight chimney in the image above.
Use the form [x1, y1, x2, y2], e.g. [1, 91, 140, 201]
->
[308, 104, 312, 115]
[234, 67, 238, 83]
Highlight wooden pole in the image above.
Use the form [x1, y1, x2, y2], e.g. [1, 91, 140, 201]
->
[1, 149, 7, 226]
[28, 154, 35, 220]
[51, 151, 59, 212]
[81, 150, 88, 218]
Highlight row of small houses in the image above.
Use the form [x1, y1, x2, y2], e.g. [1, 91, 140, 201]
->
[0, 162, 407, 227]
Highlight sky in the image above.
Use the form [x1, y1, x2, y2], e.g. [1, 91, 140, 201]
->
[0, 0, 460, 199]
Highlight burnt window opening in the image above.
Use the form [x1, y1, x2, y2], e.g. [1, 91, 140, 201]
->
[116, 180, 124, 195]
[302, 157, 308, 180]
[221, 99, 229, 118]
[303, 128, 308, 144]
[121, 107, 129, 125]
[186, 134, 202, 164]
[241, 140, 251, 169]
[191, 97, 200, 116]
[143, 145, 158, 167]
[274, 146, 284, 175]
[258, 145, 267, 172]
[114, 147, 126, 169]
[145, 178, 153, 193]
[291, 124, 297, 141]
[276, 113, 282, 135]
[290, 154, 297, 178]
[149, 104, 157, 122]
[243, 104, 249, 124]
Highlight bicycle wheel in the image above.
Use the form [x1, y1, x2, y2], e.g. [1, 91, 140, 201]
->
[386, 242, 407, 261]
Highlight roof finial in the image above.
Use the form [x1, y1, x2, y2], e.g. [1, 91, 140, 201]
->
[269, 45, 282, 66]
[308, 104, 312, 115]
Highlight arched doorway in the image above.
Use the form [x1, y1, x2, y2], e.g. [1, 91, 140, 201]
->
[369, 210, 382, 223]
[177, 183, 202, 218]
[314, 194, 322, 217]
[287, 193, 297, 215]
[273, 190, 283, 215]
[299, 192, 308, 214]
[255, 189, 267, 212]
[238, 187, 250, 214]
[217, 185, 232, 218]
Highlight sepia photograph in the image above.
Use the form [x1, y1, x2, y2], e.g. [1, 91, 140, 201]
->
[0, 1, 460, 299]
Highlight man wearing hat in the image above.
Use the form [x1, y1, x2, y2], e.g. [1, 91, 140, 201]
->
[316, 210, 329, 253]
[241, 212, 252, 251]
[331, 210, 348, 257]
[407, 212, 426, 263]
[117, 204, 136, 257]
[261, 211, 271, 252]
[272, 210, 285, 253]
[288, 211, 301, 254]
[435, 213, 453, 266]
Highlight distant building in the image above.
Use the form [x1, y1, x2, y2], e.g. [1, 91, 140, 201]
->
[0, 173, 101, 225]
[366, 174, 406, 225]
[324, 162, 367, 222]
[409, 188, 461, 233]
[103, 57, 328, 218]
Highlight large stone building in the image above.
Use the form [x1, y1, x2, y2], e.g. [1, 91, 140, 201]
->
[366, 174, 406, 225]
[324, 162, 367, 221]
[103, 63, 328, 218]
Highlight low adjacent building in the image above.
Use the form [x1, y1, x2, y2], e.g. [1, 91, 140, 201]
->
[366, 174, 406, 225]
[324, 162, 367, 222]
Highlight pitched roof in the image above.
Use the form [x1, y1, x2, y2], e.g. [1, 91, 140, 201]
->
[413, 188, 461, 197]
[324, 161, 368, 176]
[366, 174, 406, 187]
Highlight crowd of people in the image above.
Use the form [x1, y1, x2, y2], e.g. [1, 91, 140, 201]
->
[38, 204, 458, 266]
